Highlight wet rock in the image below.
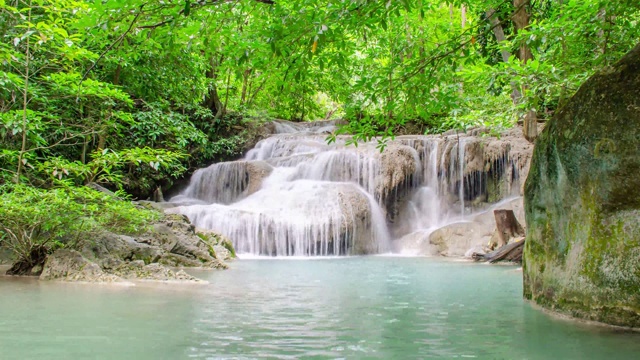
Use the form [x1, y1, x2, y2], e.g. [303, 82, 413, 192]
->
[376, 144, 419, 199]
[395, 197, 524, 257]
[171, 160, 273, 205]
[195, 228, 236, 259]
[170, 181, 388, 256]
[245, 161, 274, 195]
[212, 245, 231, 261]
[40, 250, 121, 283]
[394, 126, 533, 216]
[376, 145, 420, 221]
[429, 221, 494, 257]
[393, 231, 440, 256]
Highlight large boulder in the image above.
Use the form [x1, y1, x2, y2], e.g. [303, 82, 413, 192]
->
[81, 232, 165, 266]
[429, 221, 494, 257]
[39, 250, 202, 283]
[523, 43, 640, 328]
[394, 197, 524, 257]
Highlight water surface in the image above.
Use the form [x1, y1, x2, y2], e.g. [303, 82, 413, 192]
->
[1, 257, 638, 359]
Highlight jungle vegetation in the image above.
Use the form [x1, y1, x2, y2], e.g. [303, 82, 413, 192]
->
[1, 0, 639, 265]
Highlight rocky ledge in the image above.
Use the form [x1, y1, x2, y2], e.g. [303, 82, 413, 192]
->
[22, 214, 235, 284]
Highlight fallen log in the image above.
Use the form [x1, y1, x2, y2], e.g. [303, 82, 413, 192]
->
[473, 238, 525, 263]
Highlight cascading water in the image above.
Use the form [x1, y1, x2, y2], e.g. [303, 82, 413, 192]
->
[169, 121, 531, 256]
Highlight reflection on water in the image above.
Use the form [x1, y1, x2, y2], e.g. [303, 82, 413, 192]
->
[1, 257, 638, 359]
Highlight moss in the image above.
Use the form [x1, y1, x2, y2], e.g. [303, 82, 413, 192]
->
[195, 230, 236, 259]
[221, 239, 237, 259]
[131, 253, 153, 265]
[523, 43, 640, 328]
[195, 231, 220, 260]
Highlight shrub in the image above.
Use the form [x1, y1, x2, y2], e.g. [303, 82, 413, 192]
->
[0, 183, 159, 274]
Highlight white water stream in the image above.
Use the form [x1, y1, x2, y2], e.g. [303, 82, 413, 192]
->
[169, 121, 526, 256]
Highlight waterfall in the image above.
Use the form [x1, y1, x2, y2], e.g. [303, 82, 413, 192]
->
[169, 121, 531, 256]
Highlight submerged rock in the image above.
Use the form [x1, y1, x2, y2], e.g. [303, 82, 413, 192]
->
[111, 261, 200, 282]
[523, 43, 640, 328]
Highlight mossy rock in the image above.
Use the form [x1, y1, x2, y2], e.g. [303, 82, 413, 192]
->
[523, 43, 640, 328]
[196, 229, 236, 260]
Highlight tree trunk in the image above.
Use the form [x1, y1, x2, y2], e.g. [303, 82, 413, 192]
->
[204, 57, 224, 118]
[15, 1, 32, 183]
[461, 5, 467, 28]
[223, 68, 232, 114]
[247, 75, 268, 108]
[113, 64, 122, 85]
[486, 8, 522, 104]
[494, 209, 525, 247]
[485, 9, 511, 63]
[513, 0, 533, 63]
[523, 110, 538, 142]
[473, 239, 525, 263]
[240, 68, 251, 106]
[6, 245, 49, 276]
[513, 0, 538, 142]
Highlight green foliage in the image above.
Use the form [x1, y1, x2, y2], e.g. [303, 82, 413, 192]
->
[0, 183, 159, 263]
[0, 0, 637, 272]
[36, 147, 188, 193]
[1, 0, 639, 193]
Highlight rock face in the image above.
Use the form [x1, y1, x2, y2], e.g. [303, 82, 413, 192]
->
[171, 160, 274, 205]
[40, 250, 121, 283]
[38, 214, 233, 283]
[523, 43, 640, 328]
[397, 125, 534, 208]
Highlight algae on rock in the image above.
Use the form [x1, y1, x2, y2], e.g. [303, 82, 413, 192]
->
[523, 43, 640, 328]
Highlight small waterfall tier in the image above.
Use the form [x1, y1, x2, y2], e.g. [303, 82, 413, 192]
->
[169, 120, 534, 256]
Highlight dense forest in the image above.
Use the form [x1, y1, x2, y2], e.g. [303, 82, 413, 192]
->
[1, 0, 639, 266]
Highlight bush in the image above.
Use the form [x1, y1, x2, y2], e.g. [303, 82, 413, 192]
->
[0, 183, 159, 274]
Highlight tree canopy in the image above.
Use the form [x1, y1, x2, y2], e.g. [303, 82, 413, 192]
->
[1, 0, 639, 190]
